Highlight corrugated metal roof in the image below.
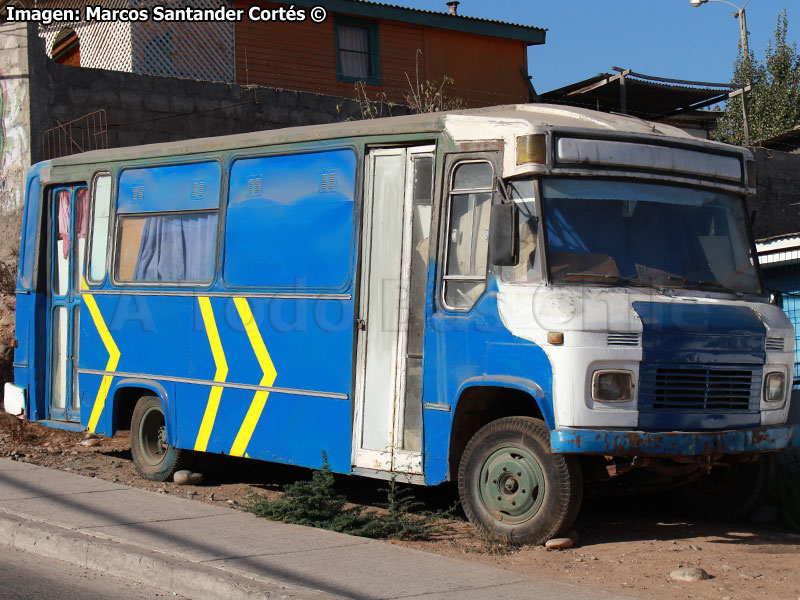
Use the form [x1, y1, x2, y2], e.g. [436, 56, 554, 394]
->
[351, 0, 546, 33]
[288, 0, 546, 44]
[756, 125, 800, 150]
[541, 72, 729, 121]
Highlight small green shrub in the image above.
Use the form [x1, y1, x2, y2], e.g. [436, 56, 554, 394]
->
[249, 452, 441, 541]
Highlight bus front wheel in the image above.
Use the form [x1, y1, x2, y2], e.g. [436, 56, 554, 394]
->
[130, 396, 192, 481]
[458, 416, 583, 546]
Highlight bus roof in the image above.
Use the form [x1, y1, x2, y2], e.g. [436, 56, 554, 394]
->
[43, 104, 734, 169]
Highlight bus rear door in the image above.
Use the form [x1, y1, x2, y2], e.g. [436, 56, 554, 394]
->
[47, 185, 87, 422]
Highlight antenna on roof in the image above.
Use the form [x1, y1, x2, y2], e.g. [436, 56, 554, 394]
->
[446, 1, 460, 15]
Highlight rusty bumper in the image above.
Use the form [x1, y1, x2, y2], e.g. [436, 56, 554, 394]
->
[550, 425, 800, 457]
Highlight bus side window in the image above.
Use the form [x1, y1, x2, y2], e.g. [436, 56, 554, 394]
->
[443, 160, 494, 310]
[115, 162, 221, 284]
[88, 174, 112, 283]
[223, 149, 357, 290]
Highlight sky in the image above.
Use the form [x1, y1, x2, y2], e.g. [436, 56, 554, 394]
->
[386, 0, 798, 93]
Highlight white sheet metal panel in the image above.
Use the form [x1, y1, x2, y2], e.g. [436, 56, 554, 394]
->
[556, 138, 743, 182]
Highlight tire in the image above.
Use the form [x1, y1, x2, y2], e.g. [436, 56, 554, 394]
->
[130, 395, 192, 482]
[674, 454, 775, 521]
[458, 416, 583, 546]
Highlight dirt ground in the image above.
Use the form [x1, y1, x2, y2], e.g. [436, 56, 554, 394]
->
[0, 413, 797, 600]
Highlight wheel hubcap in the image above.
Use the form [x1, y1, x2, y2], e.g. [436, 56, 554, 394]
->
[479, 446, 544, 524]
[139, 406, 168, 467]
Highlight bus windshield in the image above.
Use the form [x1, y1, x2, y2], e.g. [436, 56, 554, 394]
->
[541, 178, 761, 295]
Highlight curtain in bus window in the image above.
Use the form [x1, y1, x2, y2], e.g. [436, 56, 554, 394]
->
[128, 213, 217, 282]
[57, 190, 70, 259]
[76, 188, 88, 239]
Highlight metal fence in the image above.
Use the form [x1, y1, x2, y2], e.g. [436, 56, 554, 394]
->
[42, 109, 108, 161]
[770, 289, 800, 389]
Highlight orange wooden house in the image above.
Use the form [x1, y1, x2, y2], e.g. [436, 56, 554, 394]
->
[36, 0, 545, 108]
[234, 0, 546, 108]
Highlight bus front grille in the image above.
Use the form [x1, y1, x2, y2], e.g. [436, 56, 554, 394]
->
[639, 365, 760, 411]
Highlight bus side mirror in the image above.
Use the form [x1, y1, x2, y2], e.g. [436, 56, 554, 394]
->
[489, 203, 519, 266]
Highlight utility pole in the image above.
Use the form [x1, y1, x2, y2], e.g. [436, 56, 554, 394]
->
[689, 0, 753, 144]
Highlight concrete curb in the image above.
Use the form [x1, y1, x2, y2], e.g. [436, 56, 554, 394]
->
[0, 510, 336, 600]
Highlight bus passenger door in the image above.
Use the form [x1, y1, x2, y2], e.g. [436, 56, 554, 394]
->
[47, 186, 87, 422]
[353, 145, 435, 475]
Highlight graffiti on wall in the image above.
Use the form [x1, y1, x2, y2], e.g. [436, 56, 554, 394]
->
[0, 74, 29, 212]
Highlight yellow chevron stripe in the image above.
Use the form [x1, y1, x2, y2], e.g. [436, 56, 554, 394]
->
[194, 297, 228, 452]
[82, 279, 120, 433]
[230, 298, 277, 457]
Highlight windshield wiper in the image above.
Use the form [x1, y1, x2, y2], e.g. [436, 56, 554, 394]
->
[565, 273, 655, 288]
[664, 276, 742, 296]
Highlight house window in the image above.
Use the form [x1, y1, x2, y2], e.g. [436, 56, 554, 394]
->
[52, 28, 80, 66]
[335, 17, 380, 85]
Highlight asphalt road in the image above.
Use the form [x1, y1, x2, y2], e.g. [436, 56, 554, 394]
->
[0, 545, 188, 600]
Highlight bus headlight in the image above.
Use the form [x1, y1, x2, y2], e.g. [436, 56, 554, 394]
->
[764, 372, 786, 403]
[592, 370, 634, 402]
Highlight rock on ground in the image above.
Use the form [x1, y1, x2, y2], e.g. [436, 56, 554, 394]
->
[173, 470, 192, 485]
[670, 567, 710, 582]
[545, 537, 574, 550]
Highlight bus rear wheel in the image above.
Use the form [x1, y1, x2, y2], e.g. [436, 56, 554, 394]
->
[458, 416, 583, 546]
[130, 396, 192, 482]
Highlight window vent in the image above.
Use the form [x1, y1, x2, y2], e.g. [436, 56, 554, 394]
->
[766, 337, 785, 351]
[247, 176, 262, 196]
[132, 185, 144, 204]
[607, 332, 640, 347]
[191, 180, 205, 199]
[319, 169, 336, 192]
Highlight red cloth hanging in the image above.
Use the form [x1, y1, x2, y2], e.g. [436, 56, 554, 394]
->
[57, 190, 70, 259]
[76, 188, 88, 239]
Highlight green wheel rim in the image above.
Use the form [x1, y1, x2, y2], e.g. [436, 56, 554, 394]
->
[138, 405, 168, 467]
[479, 445, 545, 525]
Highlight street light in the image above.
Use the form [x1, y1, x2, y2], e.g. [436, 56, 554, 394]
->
[690, 0, 753, 144]
[690, 0, 751, 57]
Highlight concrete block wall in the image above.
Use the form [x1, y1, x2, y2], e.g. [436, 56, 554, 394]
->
[36, 42, 387, 159]
[749, 147, 800, 240]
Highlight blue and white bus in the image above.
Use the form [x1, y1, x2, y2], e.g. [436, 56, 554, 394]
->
[6, 105, 799, 544]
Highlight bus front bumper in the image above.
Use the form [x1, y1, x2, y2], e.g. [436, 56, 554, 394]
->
[551, 425, 800, 457]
